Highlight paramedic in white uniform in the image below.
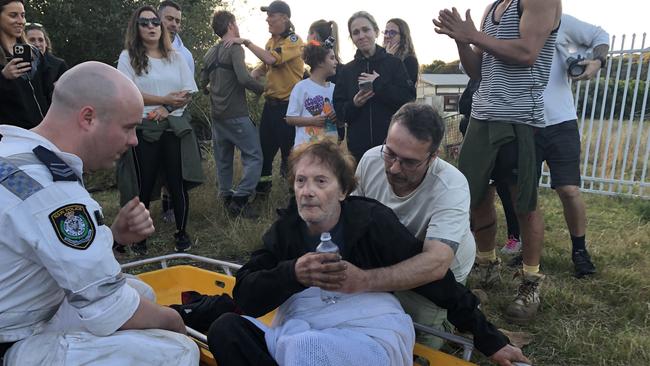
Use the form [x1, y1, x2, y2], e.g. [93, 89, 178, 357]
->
[0, 61, 199, 366]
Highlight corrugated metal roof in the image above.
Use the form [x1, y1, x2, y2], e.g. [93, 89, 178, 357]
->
[419, 74, 470, 86]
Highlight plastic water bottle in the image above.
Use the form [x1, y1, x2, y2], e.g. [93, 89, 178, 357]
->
[316, 232, 340, 304]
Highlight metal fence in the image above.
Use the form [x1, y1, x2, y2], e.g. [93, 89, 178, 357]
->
[441, 33, 650, 199]
[539, 33, 650, 198]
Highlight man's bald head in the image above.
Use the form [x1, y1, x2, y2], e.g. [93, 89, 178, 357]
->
[34, 61, 144, 172]
[50, 61, 143, 122]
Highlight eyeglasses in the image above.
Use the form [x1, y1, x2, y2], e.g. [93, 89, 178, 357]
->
[137, 17, 161, 27]
[382, 29, 400, 37]
[380, 144, 432, 171]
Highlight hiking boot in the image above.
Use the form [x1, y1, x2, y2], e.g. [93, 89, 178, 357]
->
[218, 191, 234, 208]
[504, 270, 545, 324]
[132, 240, 148, 256]
[255, 181, 272, 197]
[572, 249, 596, 278]
[174, 231, 192, 253]
[227, 195, 259, 219]
[508, 254, 524, 268]
[500, 235, 522, 255]
[470, 257, 502, 288]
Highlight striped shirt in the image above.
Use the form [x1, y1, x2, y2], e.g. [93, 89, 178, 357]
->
[471, 0, 558, 127]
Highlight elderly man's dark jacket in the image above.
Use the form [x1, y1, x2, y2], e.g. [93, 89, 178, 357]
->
[234, 196, 509, 356]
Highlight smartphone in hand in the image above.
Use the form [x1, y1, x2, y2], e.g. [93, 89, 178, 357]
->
[358, 79, 373, 92]
[13, 44, 32, 64]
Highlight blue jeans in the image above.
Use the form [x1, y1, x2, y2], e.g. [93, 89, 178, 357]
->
[211, 116, 262, 197]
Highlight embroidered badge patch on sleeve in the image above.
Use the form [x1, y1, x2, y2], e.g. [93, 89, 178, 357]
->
[49, 204, 96, 250]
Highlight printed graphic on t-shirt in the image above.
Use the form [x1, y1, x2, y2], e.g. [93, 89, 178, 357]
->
[303, 95, 337, 143]
[287, 79, 338, 147]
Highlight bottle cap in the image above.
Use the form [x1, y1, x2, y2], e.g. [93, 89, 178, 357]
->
[320, 232, 332, 241]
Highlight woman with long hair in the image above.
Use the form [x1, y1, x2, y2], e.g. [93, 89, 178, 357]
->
[333, 11, 415, 163]
[383, 18, 419, 85]
[0, 0, 52, 128]
[117, 5, 202, 254]
[25, 22, 68, 86]
[307, 19, 340, 65]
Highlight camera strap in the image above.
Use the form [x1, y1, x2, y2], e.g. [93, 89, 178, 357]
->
[204, 44, 234, 76]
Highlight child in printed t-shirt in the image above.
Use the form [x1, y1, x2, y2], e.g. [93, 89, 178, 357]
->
[286, 39, 339, 147]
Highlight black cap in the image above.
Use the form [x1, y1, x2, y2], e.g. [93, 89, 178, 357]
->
[260, 1, 291, 18]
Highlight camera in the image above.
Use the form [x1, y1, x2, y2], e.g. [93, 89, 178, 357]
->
[566, 55, 586, 77]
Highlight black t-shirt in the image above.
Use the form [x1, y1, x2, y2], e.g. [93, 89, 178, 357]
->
[299, 217, 345, 253]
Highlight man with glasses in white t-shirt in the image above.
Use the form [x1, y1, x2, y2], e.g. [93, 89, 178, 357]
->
[353, 102, 476, 350]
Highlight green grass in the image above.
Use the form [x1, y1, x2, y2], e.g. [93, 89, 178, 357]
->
[91, 152, 650, 366]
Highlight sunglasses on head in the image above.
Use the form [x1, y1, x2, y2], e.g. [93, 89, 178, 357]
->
[137, 17, 161, 27]
[25, 22, 44, 29]
[382, 29, 400, 37]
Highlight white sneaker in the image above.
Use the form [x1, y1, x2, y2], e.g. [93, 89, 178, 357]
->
[500, 235, 522, 255]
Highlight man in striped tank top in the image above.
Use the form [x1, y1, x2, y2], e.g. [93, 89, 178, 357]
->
[434, 0, 561, 324]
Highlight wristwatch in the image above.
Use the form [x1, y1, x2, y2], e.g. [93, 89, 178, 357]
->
[163, 104, 174, 113]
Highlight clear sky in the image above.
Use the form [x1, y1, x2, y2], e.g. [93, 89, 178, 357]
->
[226, 0, 648, 65]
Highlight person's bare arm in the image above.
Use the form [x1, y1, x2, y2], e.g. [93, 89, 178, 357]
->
[119, 296, 186, 334]
[434, 5, 491, 79]
[338, 239, 454, 293]
[224, 37, 277, 65]
[141, 92, 186, 107]
[285, 115, 327, 127]
[455, 41, 483, 79]
[573, 44, 609, 81]
[435, 0, 561, 66]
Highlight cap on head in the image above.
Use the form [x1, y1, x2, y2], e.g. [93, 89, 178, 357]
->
[260, 0, 291, 18]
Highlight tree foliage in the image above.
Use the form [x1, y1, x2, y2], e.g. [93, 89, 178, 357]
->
[420, 59, 463, 74]
[24, 0, 226, 68]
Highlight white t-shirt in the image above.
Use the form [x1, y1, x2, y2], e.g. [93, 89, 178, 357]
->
[117, 50, 198, 118]
[544, 14, 610, 126]
[286, 78, 338, 147]
[352, 146, 476, 283]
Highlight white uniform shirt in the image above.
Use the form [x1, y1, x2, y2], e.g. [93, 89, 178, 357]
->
[117, 50, 198, 118]
[172, 34, 195, 75]
[352, 146, 476, 283]
[0, 125, 140, 343]
[544, 14, 610, 126]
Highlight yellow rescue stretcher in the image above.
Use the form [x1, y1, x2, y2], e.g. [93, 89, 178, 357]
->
[122, 254, 477, 366]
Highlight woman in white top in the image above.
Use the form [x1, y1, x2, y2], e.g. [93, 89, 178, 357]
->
[117, 5, 199, 254]
[286, 40, 339, 147]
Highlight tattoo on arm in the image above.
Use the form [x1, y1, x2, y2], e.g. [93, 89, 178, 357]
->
[427, 237, 460, 254]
